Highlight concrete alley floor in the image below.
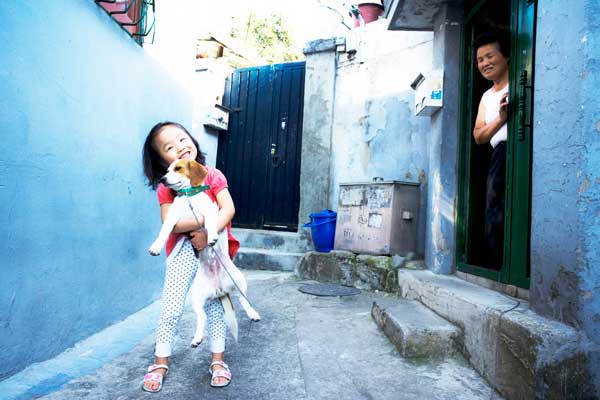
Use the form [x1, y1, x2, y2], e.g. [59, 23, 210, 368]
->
[37, 271, 501, 400]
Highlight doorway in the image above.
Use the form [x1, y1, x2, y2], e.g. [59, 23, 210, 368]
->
[456, 0, 536, 289]
[217, 62, 305, 231]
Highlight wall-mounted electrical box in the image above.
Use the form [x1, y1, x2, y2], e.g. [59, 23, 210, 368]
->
[410, 70, 443, 116]
[204, 104, 229, 131]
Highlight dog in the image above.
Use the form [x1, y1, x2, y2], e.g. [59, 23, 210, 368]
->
[148, 159, 260, 344]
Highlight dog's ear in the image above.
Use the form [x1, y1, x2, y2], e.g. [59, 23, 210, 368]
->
[188, 160, 208, 187]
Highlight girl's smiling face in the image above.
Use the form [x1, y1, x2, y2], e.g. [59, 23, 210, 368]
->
[152, 125, 198, 166]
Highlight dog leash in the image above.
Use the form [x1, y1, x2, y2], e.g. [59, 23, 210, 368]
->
[184, 197, 257, 309]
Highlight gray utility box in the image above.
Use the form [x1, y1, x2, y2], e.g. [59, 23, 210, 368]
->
[334, 181, 419, 256]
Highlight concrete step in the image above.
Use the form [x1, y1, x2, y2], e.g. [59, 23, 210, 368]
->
[397, 269, 595, 399]
[235, 248, 304, 272]
[371, 298, 461, 359]
[232, 228, 311, 253]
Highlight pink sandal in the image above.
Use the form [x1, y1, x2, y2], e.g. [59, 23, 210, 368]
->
[209, 361, 232, 388]
[141, 363, 169, 393]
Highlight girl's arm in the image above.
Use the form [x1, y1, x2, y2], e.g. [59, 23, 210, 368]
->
[160, 203, 205, 233]
[161, 188, 234, 234]
[215, 188, 235, 233]
[189, 189, 235, 250]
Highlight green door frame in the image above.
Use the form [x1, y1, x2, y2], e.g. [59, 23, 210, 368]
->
[456, 0, 536, 289]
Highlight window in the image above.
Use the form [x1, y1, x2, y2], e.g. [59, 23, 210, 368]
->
[95, 0, 155, 45]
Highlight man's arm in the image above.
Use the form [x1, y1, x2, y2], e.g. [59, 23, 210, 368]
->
[473, 92, 508, 144]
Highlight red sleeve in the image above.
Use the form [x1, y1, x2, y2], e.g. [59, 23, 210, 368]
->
[157, 183, 175, 205]
[206, 167, 229, 202]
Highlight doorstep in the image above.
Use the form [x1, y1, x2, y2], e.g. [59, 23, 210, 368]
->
[397, 269, 595, 399]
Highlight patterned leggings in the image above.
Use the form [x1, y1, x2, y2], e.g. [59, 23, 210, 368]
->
[155, 239, 226, 357]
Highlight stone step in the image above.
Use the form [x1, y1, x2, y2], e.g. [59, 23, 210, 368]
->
[371, 298, 461, 359]
[397, 269, 594, 399]
[232, 228, 310, 253]
[235, 248, 304, 272]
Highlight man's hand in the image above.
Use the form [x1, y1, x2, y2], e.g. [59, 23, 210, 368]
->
[190, 228, 208, 251]
[499, 92, 508, 122]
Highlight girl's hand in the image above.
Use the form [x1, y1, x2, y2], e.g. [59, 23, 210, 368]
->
[190, 228, 208, 251]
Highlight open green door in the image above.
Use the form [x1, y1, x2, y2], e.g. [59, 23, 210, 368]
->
[503, 0, 536, 288]
[456, 0, 536, 289]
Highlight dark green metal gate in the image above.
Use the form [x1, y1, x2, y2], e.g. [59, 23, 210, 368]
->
[217, 62, 305, 231]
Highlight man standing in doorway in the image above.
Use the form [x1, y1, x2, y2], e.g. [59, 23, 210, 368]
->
[472, 31, 510, 270]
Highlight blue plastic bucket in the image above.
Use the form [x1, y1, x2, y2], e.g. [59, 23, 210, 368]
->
[303, 210, 337, 252]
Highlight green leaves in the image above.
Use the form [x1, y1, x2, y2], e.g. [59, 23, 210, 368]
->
[232, 13, 304, 64]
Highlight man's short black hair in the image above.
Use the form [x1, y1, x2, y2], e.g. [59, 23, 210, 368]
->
[474, 31, 510, 58]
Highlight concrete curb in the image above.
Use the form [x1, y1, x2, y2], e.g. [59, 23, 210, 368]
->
[398, 269, 597, 399]
[235, 249, 303, 272]
[296, 251, 400, 292]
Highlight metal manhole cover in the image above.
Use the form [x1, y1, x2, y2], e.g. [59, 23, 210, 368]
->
[298, 283, 361, 297]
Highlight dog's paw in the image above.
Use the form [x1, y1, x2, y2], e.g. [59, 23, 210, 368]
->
[148, 242, 162, 256]
[247, 309, 261, 322]
[190, 336, 204, 348]
[207, 235, 219, 247]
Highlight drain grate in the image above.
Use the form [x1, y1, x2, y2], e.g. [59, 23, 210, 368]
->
[298, 283, 361, 297]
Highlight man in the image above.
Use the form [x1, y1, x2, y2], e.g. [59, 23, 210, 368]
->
[473, 31, 510, 270]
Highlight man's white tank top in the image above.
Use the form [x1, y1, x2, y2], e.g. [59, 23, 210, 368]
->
[482, 84, 508, 148]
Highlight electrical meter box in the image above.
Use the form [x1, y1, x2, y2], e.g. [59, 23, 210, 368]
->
[410, 70, 443, 116]
[334, 180, 420, 256]
[204, 104, 229, 131]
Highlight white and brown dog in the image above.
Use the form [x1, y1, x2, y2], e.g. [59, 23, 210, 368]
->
[148, 159, 260, 344]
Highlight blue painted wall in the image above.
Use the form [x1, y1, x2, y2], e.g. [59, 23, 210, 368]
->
[530, 0, 600, 391]
[0, 0, 192, 379]
[425, 4, 462, 274]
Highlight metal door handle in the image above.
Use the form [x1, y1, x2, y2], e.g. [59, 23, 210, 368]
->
[517, 70, 531, 141]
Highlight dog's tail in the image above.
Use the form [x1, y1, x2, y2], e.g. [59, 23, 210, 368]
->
[220, 294, 238, 342]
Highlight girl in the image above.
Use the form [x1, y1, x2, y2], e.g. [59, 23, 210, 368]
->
[141, 121, 239, 392]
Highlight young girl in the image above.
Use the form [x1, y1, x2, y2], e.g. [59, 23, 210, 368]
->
[141, 121, 239, 392]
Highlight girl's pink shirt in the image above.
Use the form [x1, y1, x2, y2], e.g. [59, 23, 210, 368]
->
[156, 166, 240, 259]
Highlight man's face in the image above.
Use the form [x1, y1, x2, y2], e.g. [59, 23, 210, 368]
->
[476, 42, 509, 81]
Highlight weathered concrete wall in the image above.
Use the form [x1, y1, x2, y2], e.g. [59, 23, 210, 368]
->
[298, 38, 341, 236]
[191, 62, 232, 167]
[327, 22, 433, 256]
[424, 4, 462, 274]
[531, 0, 600, 392]
[0, 1, 192, 379]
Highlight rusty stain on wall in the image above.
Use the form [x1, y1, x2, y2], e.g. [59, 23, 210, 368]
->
[579, 178, 591, 192]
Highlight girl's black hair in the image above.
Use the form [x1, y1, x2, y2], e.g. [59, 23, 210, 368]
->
[142, 121, 207, 190]
[474, 30, 510, 59]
